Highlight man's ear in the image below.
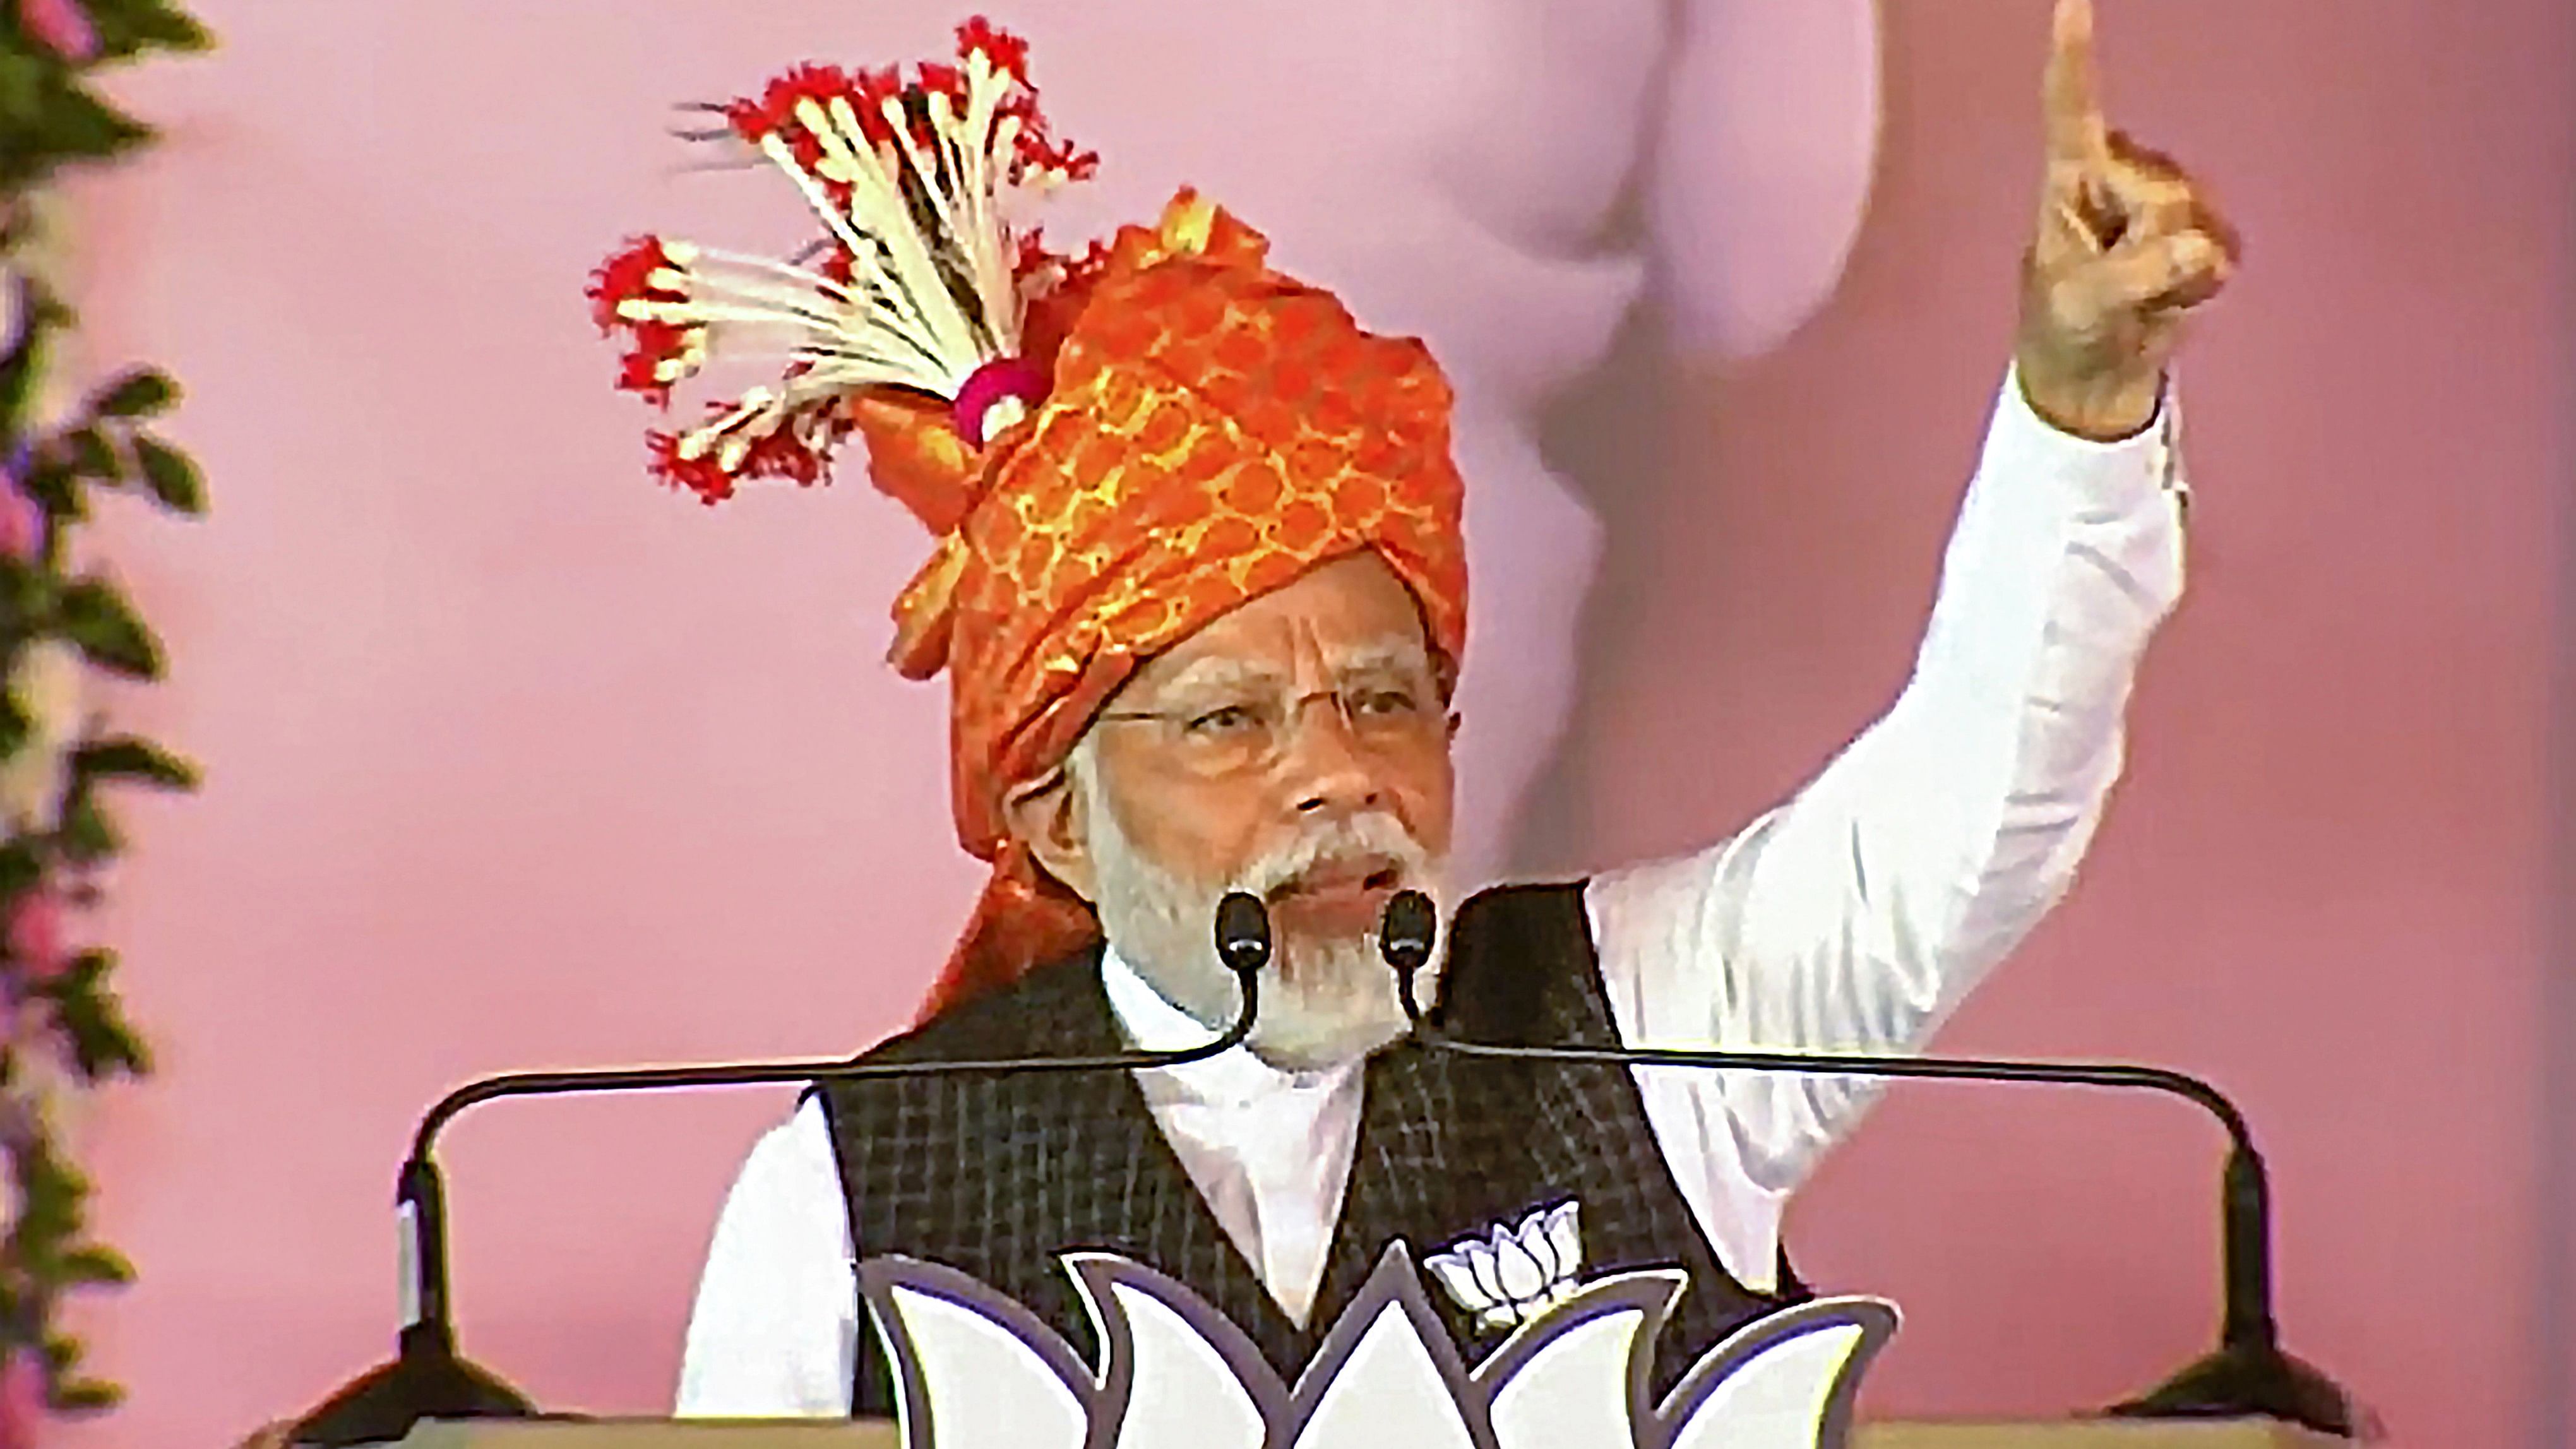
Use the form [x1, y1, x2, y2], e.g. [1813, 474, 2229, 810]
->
[1003, 768, 1097, 903]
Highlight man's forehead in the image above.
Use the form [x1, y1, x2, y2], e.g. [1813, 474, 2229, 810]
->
[1149, 636, 1432, 692]
[1128, 554, 1436, 693]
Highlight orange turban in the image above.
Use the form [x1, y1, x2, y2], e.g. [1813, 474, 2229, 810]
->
[588, 24, 1467, 1017]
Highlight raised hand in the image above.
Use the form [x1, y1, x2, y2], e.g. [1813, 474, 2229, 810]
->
[2015, 0, 2239, 440]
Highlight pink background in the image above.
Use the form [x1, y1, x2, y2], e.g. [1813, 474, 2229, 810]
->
[35, 1, 2574, 1447]
[1534, 6, 2572, 1449]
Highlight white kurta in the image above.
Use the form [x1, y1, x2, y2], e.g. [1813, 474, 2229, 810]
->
[674, 373, 2188, 1417]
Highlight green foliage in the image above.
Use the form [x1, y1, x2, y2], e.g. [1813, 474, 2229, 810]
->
[0, 54, 151, 191]
[49, 1379, 120, 1412]
[133, 434, 203, 513]
[53, 789, 120, 865]
[76, 0, 212, 62]
[0, 0, 211, 1421]
[39, 952, 151, 1079]
[71, 735, 195, 790]
[0, 689, 28, 763]
[88, 368, 174, 418]
[53, 577, 160, 677]
[0, 843, 37, 899]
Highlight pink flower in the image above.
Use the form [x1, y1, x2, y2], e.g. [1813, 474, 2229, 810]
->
[6, 892, 66, 983]
[18, 0, 97, 64]
[0, 1349, 46, 1449]
[0, 475, 40, 564]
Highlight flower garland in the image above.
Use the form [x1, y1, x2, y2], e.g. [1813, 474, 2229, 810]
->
[0, 0, 209, 1438]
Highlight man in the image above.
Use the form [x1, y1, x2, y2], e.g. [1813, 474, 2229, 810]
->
[590, 0, 2236, 1418]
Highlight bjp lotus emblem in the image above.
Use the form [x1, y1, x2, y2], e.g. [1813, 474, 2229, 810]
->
[858, 1239, 1897, 1449]
[1425, 1201, 1585, 1331]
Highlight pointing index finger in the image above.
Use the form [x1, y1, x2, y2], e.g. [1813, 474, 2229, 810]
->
[2044, 0, 2110, 166]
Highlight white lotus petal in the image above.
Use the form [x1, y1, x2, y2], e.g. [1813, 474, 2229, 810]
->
[1487, 1304, 1645, 1449]
[881, 1284, 1087, 1449]
[1467, 1241, 1510, 1307]
[1424, 1251, 1494, 1315]
[1493, 1236, 1547, 1305]
[1542, 1202, 1582, 1281]
[1669, 1323, 1866, 1449]
[1107, 1281, 1265, 1449]
[1291, 1301, 1476, 1449]
[1512, 1213, 1554, 1280]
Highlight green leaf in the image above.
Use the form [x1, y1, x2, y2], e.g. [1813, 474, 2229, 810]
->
[42, 83, 153, 157]
[59, 1246, 135, 1286]
[54, 578, 161, 678]
[71, 736, 198, 790]
[0, 843, 40, 899]
[89, 369, 177, 419]
[0, 81, 153, 190]
[51, 970, 150, 1080]
[13, 1141, 88, 1245]
[0, 689, 30, 766]
[50, 1378, 122, 1414]
[56, 792, 120, 865]
[63, 427, 119, 479]
[133, 437, 204, 515]
[0, 282, 66, 412]
[27, 948, 112, 1007]
[0, 560, 46, 629]
[83, 0, 215, 59]
[155, 11, 217, 52]
[0, 49, 44, 128]
[0, 330, 44, 426]
[0, 554, 43, 608]
[18, 456, 83, 522]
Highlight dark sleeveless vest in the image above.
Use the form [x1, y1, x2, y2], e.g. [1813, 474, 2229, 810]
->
[814, 883, 1808, 1413]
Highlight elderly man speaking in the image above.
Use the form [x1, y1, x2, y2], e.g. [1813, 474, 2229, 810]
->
[585, 0, 2236, 1418]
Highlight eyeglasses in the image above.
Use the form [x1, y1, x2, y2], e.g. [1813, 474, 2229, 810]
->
[1095, 667, 1450, 779]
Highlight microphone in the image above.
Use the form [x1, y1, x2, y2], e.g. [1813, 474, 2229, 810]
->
[1376, 890, 2364, 1440]
[292, 891, 1275, 1448]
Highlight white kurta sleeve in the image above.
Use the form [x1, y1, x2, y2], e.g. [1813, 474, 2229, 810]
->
[1589, 369, 2186, 1284]
[674, 1095, 859, 1417]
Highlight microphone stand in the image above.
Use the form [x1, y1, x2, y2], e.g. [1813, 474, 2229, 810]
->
[1376, 891, 2362, 1440]
[292, 893, 1275, 1448]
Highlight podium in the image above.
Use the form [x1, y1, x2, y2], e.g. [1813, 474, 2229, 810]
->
[381, 1419, 2341, 1448]
[1857, 1427, 2339, 1448]
[308, 1247, 2356, 1449]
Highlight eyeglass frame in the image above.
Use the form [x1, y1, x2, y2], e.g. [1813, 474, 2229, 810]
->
[1090, 657, 1458, 779]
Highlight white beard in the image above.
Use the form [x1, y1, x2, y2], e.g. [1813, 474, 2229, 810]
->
[1074, 754, 1446, 1072]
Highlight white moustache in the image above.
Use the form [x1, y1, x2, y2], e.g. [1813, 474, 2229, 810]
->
[1237, 813, 1431, 905]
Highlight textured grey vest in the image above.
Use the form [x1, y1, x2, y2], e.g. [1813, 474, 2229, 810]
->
[815, 882, 1806, 1414]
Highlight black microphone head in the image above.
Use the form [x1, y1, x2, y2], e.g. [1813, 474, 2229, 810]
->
[1214, 891, 1272, 978]
[1378, 890, 1438, 977]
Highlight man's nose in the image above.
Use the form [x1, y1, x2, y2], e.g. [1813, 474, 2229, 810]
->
[1279, 700, 1385, 818]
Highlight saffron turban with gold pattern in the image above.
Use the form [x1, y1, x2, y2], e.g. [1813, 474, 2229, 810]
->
[588, 22, 1466, 1015]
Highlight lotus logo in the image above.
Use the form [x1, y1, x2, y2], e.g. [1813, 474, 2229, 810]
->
[1425, 1201, 1584, 1331]
[859, 1241, 1897, 1449]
